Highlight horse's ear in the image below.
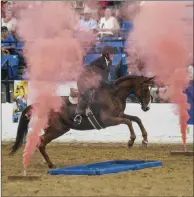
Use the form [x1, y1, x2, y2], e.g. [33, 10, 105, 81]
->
[149, 76, 155, 81]
[143, 76, 155, 86]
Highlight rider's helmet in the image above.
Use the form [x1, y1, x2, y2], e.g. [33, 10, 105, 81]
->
[101, 45, 116, 61]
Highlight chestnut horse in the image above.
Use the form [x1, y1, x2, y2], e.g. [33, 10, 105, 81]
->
[10, 75, 154, 168]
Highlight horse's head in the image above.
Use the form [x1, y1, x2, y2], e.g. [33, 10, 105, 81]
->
[133, 76, 154, 112]
[114, 75, 155, 111]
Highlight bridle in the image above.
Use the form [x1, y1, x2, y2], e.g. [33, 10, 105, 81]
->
[133, 83, 151, 108]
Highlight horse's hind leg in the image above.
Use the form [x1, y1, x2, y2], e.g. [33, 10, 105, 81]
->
[124, 114, 148, 146]
[39, 126, 70, 169]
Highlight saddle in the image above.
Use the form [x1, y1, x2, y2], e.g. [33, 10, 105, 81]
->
[68, 88, 103, 130]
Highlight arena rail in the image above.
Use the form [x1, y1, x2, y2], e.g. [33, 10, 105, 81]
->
[2, 102, 193, 143]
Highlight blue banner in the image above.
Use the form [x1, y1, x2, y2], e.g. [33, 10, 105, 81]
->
[12, 80, 28, 123]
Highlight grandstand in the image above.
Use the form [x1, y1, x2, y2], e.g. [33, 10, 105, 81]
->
[1, 1, 192, 104]
[1, 1, 134, 103]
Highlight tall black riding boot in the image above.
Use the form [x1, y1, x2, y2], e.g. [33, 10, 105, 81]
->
[74, 94, 88, 125]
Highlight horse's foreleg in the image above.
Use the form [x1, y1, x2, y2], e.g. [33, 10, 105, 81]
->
[123, 114, 148, 146]
[102, 116, 136, 148]
[39, 127, 70, 169]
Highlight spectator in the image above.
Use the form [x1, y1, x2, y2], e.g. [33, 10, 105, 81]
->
[1, 0, 6, 18]
[79, 6, 97, 31]
[5, 1, 14, 11]
[1, 26, 16, 55]
[97, 7, 105, 22]
[1, 10, 17, 34]
[188, 64, 193, 80]
[98, 8, 120, 37]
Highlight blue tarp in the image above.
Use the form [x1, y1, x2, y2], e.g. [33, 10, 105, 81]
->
[48, 159, 163, 175]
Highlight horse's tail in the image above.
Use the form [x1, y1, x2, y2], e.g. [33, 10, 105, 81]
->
[9, 105, 32, 155]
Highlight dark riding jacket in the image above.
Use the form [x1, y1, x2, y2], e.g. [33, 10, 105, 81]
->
[77, 55, 112, 93]
[86, 55, 112, 82]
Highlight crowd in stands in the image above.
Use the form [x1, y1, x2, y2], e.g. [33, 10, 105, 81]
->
[1, 1, 193, 104]
[1, 1, 26, 82]
[1, 1, 17, 54]
[79, 6, 121, 37]
[1, 1, 133, 81]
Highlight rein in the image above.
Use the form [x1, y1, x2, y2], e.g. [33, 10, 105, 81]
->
[113, 75, 153, 107]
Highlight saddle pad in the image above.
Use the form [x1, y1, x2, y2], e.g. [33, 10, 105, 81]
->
[48, 160, 162, 175]
[69, 96, 78, 104]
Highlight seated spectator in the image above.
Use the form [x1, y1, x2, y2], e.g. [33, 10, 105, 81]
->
[1, 10, 17, 34]
[79, 6, 97, 31]
[1, 26, 16, 55]
[98, 8, 120, 37]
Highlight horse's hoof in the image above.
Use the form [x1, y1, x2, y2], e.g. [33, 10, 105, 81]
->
[142, 140, 148, 147]
[127, 140, 134, 148]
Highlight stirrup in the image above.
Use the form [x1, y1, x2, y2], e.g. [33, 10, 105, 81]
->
[74, 114, 82, 125]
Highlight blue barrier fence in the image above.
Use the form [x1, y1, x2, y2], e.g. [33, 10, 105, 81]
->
[185, 80, 194, 125]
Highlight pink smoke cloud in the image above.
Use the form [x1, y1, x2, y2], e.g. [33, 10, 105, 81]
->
[85, 1, 99, 9]
[127, 1, 193, 145]
[15, 1, 97, 170]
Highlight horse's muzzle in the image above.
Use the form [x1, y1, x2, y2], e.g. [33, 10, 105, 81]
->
[142, 106, 150, 112]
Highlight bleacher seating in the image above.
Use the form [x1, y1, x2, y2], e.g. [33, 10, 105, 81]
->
[1, 55, 19, 80]
[1, 19, 133, 81]
[84, 54, 101, 65]
[120, 20, 133, 39]
[120, 20, 133, 31]
[84, 53, 123, 66]
[109, 64, 118, 80]
[16, 42, 24, 50]
[1, 36, 128, 80]
[95, 41, 124, 54]
[121, 53, 128, 76]
[112, 54, 122, 65]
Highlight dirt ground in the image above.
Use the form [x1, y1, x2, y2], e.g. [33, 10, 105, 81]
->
[2, 142, 193, 196]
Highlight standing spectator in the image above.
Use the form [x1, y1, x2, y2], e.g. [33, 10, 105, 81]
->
[188, 64, 193, 81]
[1, 10, 17, 34]
[5, 1, 14, 11]
[79, 6, 97, 31]
[98, 8, 120, 37]
[1, 26, 16, 55]
[1, 0, 6, 18]
[97, 7, 106, 21]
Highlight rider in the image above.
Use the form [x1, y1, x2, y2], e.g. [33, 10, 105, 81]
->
[74, 45, 116, 125]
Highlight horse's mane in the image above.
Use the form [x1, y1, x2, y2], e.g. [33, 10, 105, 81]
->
[114, 75, 143, 85]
